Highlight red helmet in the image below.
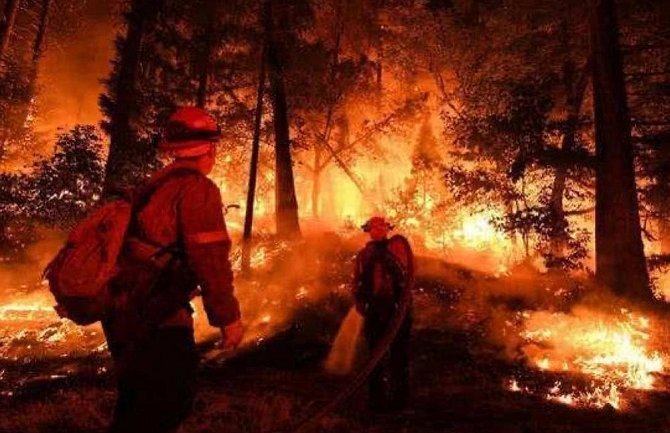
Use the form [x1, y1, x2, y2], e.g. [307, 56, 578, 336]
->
[160, 107, 221, 157]
[361, 216, 394, 232]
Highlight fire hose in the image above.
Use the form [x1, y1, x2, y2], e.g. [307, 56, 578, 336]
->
[273, 238, 414, 433]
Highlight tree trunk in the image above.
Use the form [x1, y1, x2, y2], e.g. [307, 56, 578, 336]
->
[658, 166, 670, 254]
[589, 0, 651, 299]
[265, 0, 301, 237]
[312, 146, 322, 219]
[32, 0, 52, 65]
[0, 0, 50, 163]
[323, 169, 336, 219]
[549, 61, 588, 260]
[104, 0, 162, 194]
[241, 49, 266, 274]
[549, 166, 568, 258]
[654, 141, 670, 254]
[320, 137, 366, 194]
[660, 216, 670, 255]
[196, 40, 213, 108]
[195, 0, 217, 108]
[9, 0, 53, 157]
[0, 0, 19, 61]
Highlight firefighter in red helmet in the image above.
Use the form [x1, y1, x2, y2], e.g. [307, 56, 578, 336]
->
[353, 216, 414, 412]
[103, 106, 243, 433]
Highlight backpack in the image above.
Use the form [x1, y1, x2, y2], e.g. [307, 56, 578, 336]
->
[359, 236, 411, 317]
[43, 168, 197, 326]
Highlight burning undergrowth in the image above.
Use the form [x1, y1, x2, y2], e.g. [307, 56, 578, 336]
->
[0, 232, 356, 399]
[198, 232, 356, 361]
[503, 307, 665, 410]
[0, 287, 107, 398]
[447, 264, 670, 411]
[1, 229, 669, 418]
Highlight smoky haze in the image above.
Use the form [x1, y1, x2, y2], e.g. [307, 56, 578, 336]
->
[32, 0, 117, 157]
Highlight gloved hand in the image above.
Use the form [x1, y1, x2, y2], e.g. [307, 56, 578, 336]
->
[220, 319, 244, 349]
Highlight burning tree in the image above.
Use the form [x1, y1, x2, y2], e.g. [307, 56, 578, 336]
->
[430, 0, 594, 270]
[100, 0, 304, 236]
[0, 0, 54, 167]
[0, 59, 34, 165]
[386, 116, 457, 251]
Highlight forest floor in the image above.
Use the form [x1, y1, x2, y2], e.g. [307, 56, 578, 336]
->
[1, 235, 670, 433]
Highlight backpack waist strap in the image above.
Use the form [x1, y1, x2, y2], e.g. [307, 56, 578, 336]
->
[125, 237, 179, 269]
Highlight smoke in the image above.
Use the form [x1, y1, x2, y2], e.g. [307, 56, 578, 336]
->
[28, 5, 117, 161]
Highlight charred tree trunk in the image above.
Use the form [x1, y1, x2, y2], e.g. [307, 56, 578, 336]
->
[0, 0, 19, 61]
[589, 0, 651, 299]
[265, 0, 301, 237]
[104, 0, 162, 194]
[241, 49, 266, 274]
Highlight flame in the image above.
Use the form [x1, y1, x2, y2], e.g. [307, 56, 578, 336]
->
[508, 378, 522, 392]
[0, 303, 55, 321]
[509, 307, 666, 409]
[652, 270, 670, 301]
[453, 212, 505, 251]
[418, 208, 518, 274]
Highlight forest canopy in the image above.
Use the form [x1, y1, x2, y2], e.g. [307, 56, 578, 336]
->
[0, 0, 667, 300]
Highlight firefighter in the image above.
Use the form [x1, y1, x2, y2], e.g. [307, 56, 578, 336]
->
[103, 106, 244, 433]
[352, 216, 413, 412]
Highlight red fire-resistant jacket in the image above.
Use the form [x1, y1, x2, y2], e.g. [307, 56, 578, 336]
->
[119, 160, 240, 330]
[352, 236, 414, 317]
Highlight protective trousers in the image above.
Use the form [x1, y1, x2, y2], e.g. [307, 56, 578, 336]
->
[363, 310, 412, 412]
[107, 327, 198, 433]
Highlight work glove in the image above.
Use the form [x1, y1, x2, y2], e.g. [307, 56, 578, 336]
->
[220, 319, 244, 349]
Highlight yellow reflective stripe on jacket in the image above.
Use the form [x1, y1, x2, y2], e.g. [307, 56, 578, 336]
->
[186, 230, 229, 245]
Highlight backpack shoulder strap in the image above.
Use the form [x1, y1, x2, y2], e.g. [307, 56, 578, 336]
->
[131, 167, 202, 215]
[127, 166, 202, 251]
